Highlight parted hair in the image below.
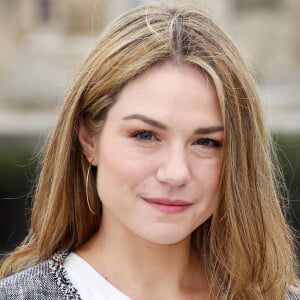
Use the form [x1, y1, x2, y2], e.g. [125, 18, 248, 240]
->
[0, 1, 298, 298]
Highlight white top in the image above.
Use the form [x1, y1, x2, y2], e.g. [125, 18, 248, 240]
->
[63, 252, 131, 300]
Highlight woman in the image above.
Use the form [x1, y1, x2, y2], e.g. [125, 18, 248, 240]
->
[0, 2, 299, 299]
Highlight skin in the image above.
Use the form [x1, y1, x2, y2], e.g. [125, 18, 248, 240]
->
[78, 62, 224, 299]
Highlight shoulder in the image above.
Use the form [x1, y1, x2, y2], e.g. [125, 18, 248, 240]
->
[0, 259, 58, 299]
[0, 251, 80, 300]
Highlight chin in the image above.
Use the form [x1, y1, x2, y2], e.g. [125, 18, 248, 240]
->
[140, 227, 192, 246]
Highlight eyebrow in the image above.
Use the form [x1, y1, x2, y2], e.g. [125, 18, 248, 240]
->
[122, 114, 224, 134]
[194, 126, 224, 134]
[122, 114, 167, 130]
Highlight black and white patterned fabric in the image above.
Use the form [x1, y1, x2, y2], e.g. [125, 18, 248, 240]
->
[0, 251, 82, 300]
[288, 291, 300, 300]
[0, 251, 299, 299]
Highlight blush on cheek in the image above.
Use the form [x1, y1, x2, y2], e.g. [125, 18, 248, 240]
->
[98, 154, 147, 195]
[117, 155, 157, 182]
[197, 158, 221, 183]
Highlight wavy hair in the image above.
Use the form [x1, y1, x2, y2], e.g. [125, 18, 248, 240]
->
[1, 1, 298, 298]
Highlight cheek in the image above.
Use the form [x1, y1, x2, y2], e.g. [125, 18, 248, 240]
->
[96, 149, 157, 198]
[194, 158, 222, 196]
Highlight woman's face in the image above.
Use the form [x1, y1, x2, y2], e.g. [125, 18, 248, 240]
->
[93, 62, 223, 245]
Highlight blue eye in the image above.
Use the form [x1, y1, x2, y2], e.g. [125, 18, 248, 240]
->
[193, 138, 220, 147]
[134, 130, 156, 141]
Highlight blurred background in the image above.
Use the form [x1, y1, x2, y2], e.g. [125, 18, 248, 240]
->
[0, 0, 299, 262]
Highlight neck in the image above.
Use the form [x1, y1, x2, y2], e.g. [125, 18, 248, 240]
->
[77, 217, 209, 299]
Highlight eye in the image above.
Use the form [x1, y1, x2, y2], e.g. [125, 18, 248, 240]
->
[132, 130, 158, 141]
[193, 138, 221, 147]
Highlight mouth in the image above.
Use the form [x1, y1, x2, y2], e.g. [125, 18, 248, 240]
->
[142, 198, 192, 214]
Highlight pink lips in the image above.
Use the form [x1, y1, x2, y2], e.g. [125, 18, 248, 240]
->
[142, 198, 192, 214]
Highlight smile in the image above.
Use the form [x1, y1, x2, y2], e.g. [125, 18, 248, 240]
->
[142, 198, 192, 214]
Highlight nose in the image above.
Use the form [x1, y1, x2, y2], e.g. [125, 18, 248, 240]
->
[156, 144, 191, 187]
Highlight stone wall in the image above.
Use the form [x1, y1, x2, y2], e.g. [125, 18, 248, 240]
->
[0, 0, 299, 134]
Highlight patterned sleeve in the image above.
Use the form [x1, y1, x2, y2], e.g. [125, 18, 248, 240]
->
[0, 261, 66, 300]
[286, 291, 300, 300]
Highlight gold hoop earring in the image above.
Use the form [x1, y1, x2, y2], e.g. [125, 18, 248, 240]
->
[86, 164, 96, 214]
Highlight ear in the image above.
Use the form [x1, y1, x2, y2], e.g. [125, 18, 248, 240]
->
[76, 119, 97, 166]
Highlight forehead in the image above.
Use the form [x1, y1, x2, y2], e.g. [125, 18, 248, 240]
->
[123, 62, 214, 93]
[107, 62, 222, 127]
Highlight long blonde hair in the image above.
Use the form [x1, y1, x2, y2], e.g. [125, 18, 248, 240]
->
[1, 1, 297, 298]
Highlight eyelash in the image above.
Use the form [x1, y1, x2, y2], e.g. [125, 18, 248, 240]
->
[192, 138, 221, 148]
[131, 130, 221, 148]
[131, 130, 159, 142]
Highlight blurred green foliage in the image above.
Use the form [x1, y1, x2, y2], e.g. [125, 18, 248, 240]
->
[273, 133, 300, 230]
[0, 136, 40, 252]
[274, 133, 300, 199]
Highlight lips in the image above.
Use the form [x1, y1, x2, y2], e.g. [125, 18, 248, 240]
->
[142, 198, 192, 214]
